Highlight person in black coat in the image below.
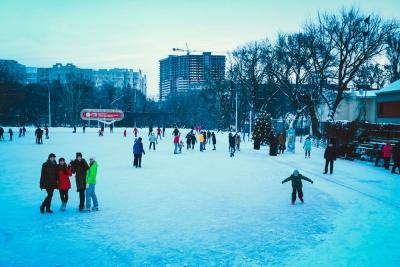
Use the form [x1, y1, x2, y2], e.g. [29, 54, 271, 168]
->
[70, 152, 89, 211]
[133, 137, 145, 168]
[282, 169, 313, 204]
[8, 128, 13, 141]
[392, 142, 400, 174]
[40, 153, 58, 213]
[186, 132, 192, 150]
[211, 132, 216, 150]
[324, 143, 337, 174]
[269, 130, 277, 156]
[0, 127, 4, 141]
[191, 134, 197, 149]
[229, 133, 235, 157]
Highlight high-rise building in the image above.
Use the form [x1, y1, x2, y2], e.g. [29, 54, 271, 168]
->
[159, 52, 225, 101]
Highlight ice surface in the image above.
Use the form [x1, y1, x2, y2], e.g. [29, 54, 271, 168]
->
[0, 127, 399, 266]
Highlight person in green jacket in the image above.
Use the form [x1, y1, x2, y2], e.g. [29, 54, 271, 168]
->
[303, 136, 312, 158]
[85, 157, 98, 211]
[282, 170, 313, 205]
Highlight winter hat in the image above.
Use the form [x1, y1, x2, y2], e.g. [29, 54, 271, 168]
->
[59, 157, 65, 162]
[48, 153, 56, 159]
[293, 169, 299, 176]
[76, 152, 83, 158]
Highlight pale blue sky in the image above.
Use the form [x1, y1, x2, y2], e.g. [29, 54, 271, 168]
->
[0, 0, 399, 97]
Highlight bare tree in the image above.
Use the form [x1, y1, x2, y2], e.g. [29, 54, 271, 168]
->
[387, 32, 400, 82]
[314, 8, 397, 121]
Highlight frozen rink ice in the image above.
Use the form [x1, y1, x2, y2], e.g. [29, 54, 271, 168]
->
[0, 127, 399, 266]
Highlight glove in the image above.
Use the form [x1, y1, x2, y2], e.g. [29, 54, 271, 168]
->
[311, 181, 314, 184]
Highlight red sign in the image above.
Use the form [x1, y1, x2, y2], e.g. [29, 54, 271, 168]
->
[80, 109, 124, 120]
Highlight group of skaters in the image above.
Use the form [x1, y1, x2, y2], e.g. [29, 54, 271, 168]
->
[374, 142, 400, 174]
[228, 132, 241, 157]
[267, 130, 287, 156]
[39, 152, 99, 213]
[0, 126, 27, 141]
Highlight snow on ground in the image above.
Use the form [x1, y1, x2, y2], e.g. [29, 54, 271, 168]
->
[0, 127, 399, 266]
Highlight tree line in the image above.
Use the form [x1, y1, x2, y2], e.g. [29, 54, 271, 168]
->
[163, 7, 399, 135]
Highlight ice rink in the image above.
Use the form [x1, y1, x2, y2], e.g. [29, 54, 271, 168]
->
[0, 127, 399, 266]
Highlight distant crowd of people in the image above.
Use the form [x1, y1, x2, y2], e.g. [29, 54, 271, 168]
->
[374, 142, 400, 174]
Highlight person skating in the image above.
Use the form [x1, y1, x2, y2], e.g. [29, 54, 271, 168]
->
[22, 126, 26, 136]
[162, 126, 166, 137]
[71, 152, 89, 211]
[278, 133, 286, 154]
[40, 153, 58, 214]
[269, 130, 277, 156]
[174, 134, 180, 154]
[45, 126, 49, 139]
[85, 158, 99, 211]
[57, 157, 72, 212]
[207, 130, 211, 144]
[199, 132, 205, 152]
[8, 128, 13, 141]
[157, 127, 162, 140]
[179, 140, 184, 153]
[83, 126, 86, 133]
[191, 133, 197, 149]
[229, 133, 236, 157]
[211, 132, 216, 150]
[235, 133, 241, 151]
[149, 133, 157, 150]
[374, 144, 383, 167]
[133, 137, 145, 167]
[19, 127, 22, 138]
[110, 124, 114, 133]
[186, 132, 192, 150]
[392, 142, 400, 174]
[282, 169, 313, 205]
[134, 127, 138, 137]
[382, 143, 392, 170]
[303, 136, 312, 158]
[202, 131, 207, 150]
[35, 127, 40, 144]
[123, 129, 127, 138]
[0, 127, 4, 141]
[324, 143, 337, 174]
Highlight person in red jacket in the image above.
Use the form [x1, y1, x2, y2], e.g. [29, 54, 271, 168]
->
[133, 127, 138, 137]
[174, 134, 180, 154]
[123, 129, 127, 138]
[157, 127, 162, 140]
[58, 157, 72, 211]
[382, 143, 392, 170]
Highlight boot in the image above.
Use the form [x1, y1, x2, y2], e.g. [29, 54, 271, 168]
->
[40, 204, 45, 214]
[300, 198, 304, 203]
[46, 207, 53, 213]
[291, 200, 295, 205]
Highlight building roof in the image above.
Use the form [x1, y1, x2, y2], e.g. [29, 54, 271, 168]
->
[376, 79, 400, 95]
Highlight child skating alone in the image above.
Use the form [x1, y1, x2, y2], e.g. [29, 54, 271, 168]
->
[282, 169, 313, 205]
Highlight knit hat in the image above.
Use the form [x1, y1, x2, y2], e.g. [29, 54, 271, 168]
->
[48, 153, 56, 159]
[76, 152, 82, 158]
[293, 169, 299, 176]
[59, 157, 65, 162]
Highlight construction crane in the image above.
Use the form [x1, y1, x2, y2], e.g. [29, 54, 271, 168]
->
[172, 42, 226, 55]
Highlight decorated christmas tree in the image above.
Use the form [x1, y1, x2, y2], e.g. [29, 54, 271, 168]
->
[252, 110, 272, 149]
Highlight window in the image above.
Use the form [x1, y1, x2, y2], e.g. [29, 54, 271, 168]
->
[377, 101, 400, 117]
